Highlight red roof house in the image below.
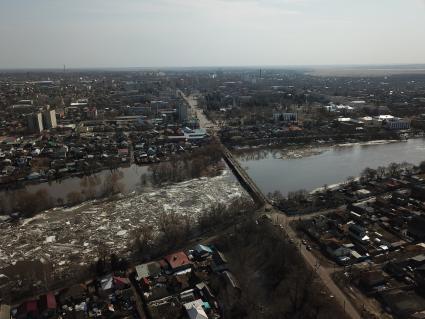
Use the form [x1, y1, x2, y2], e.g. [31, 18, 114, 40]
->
[17, 300, 38, 319]
[164, 251, 191, 271]
[40, 292, 57, 310]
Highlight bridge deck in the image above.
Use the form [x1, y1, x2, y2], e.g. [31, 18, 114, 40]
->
[221, 146, 268, 207]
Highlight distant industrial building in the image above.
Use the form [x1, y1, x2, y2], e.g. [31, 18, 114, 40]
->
[27, 112, 43, 133]
[385, 118, 410, 130]
[273, 112, 297, 122]
[42, 110, 57, 129]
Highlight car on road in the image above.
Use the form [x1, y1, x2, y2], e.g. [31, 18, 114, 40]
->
[306, 245, 312, 251]
[302, 239, 307, 245]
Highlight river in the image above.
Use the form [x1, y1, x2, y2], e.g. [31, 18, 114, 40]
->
[0, 164, 152, 213]
[236, 138, 425, 196]
[0, 160, 237, 214]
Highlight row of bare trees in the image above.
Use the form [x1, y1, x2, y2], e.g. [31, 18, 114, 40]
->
[212, 219, 349, 319]
[149, 143, 223, 186]
[267, 160, 424, 213]
[359, 161, 416, 183]
[1, 171, 125, 217]
[1, 143, 222, 217]
[132, 198, 257, 260]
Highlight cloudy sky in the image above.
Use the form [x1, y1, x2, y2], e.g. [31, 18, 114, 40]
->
[1, 0, 424, 68]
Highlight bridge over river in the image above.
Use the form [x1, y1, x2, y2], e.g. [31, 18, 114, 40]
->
[180, 91, 363, 319]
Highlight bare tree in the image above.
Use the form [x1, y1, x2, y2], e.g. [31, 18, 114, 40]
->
[360, 167, 377, 183]
[67, 191, 82, 205]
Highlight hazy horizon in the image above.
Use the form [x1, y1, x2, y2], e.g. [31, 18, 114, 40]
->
[1, 0, 425, 69]
[2, 62, 425, 70]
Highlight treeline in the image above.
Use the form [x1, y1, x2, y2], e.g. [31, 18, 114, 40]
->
[149, 143, 223, 186]
[268, 161, 424, 214]
[359, 161, 416, 183]
[81, 199, 257, 292]
[133, 198, 257, 260]
[1, 171, 125, 218]
[1, 143, 223, 217]
[3, 189, 53, 217]
[212, 219, 349, 319]
[66, 171, 125, 206]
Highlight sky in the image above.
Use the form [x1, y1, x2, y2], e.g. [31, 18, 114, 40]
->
[0, 0, 425, 69]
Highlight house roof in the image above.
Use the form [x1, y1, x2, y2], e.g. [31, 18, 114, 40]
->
[194, 244, 213, 255]
[113, 276, 129, 288]
[41, 292, 57, 310]
[135, 261, 161, 279]
[382, 291, 425, 316]
[19, 300, 38, 314]
[411, 254, 425, 263]
[164, 251, 190, 270]
[59, 284, 86, 302]
[223, 271, 240, 289]
[100, 274, 113, 291]
[213, 250, 228, 264]
[184, 300, 208, 319]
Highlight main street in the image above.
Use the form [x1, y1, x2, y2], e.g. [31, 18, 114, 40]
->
[180, 90, 363, 319]
[178, 90, 218, 132]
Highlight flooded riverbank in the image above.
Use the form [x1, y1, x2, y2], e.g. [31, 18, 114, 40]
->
[0, 164, 152, 214]
[0, 157, 234, 214]
[0, 169, 250, 280]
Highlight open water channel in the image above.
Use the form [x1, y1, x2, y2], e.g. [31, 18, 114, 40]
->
[236, 138, 425, 195]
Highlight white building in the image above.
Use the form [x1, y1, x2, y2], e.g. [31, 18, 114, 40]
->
[325, 103, 354, 112]
[372, 115, 410, 130]
[359, 116, 374, 125]
[184, 300, 208, 319]
[70, 99, 89, 107]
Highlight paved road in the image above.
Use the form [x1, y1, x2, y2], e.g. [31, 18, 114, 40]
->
[286, 206, 347, 222]
[180, 90, 362, 319]
[272, 212, 362, 319]
[179, 91, 218, 132]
